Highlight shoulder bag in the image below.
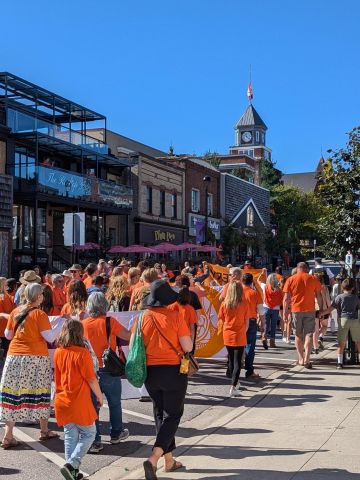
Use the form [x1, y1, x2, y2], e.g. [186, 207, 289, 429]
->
[150, 314, 199, 377]
[14, 307, 37, 334]
[125, 312, 147, 387]
[102, 316, 126, 377]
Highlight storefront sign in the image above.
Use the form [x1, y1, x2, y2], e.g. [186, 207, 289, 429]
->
[188, 213, 221, 240]
[138, 223, 185, 244]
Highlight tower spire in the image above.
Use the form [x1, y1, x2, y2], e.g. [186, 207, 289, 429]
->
[247, 64, 253, 103]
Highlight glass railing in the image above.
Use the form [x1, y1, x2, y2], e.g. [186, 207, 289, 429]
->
[37, 165, 133, 209]
[7, 108, 108, 154]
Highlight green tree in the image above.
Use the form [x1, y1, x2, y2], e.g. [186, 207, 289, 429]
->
[317, 127, 360, 260]
[270, 184, 325, 262]
[203, 150, 221, 169]
[260, 158, 282, 190]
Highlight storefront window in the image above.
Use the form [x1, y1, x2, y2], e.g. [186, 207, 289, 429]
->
[37, 208, 47, 249]
[171, 194, 177, 219]
[13, 205, 34, 249]
[160, 190, 166, 216]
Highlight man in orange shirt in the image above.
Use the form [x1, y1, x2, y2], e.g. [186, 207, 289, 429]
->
[242, 273, 263, 380]
[51, 274, 66, 315]
[283, 262, 323, 368]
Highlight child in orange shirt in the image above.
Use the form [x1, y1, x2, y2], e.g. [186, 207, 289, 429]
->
[54, 319, 102, 480]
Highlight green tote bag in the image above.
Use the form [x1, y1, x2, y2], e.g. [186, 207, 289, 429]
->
[125, 312, 147, 388]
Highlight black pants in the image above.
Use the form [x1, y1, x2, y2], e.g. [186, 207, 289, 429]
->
[226, 346, 245, 387]
[145, 365, 188, 454]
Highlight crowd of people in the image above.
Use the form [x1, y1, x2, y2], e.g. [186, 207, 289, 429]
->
[0, 256, 359, 480]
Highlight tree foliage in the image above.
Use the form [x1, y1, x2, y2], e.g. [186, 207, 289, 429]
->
[270, 184, 325, 260]
[260, 158, 282, 190]
[203, 150, 221, 169]
[317, 127, 360, 259]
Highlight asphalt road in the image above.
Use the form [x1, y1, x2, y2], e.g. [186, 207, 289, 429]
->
[0, 332, 336, 480]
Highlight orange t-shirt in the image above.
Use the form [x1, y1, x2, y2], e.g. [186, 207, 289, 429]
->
[0, 293, 16, 337]
[7, 307, 51, 356]
[283, 272, 322, 313]
[218, 301, 249, 347]
[168, 302, 198, 329]
[51, 287, 66, 316]
[82, 315, 124, 368]
[54, 346, 97, 426]
[129, 281, 142, 293]
[264, 285, 283, 309]
[138, 308, 190, 366]
[243, 285, 262, 319]
[83, 276, 93, 289]
[61, 303, 72, 316]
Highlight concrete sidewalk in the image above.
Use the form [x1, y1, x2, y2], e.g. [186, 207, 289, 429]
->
[91, 347, 360, 480]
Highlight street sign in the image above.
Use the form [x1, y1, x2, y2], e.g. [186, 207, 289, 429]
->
[63, 213, 85, 247]
[345, 253, 353, 266]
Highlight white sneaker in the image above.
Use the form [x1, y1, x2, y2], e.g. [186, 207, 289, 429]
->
[229, 386, 242, 397]
[282, 336, 287, 342]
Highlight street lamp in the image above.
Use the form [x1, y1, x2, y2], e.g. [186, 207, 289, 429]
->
[203, 175, 211, 244]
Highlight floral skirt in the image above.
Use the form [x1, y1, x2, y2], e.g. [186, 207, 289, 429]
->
[0, 355, 51, 422]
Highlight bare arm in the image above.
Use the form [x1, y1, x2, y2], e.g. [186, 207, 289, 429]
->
[315, 291, 324, 312]
[88, 378, 103, 407]
[179, 335, 193, 353]
[283, 292, 291, 317]
[117, 328, 131, 341]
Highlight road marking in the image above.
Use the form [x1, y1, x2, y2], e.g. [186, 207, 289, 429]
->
[256, 356, 296, 362]
[11, 427, 89, 476]
[121, 408, 154, 422]
[195, 372, 228, 381]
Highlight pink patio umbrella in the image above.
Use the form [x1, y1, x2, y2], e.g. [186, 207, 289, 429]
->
[192, 245, 221, 252]
[152, 242, 180, 254]
[108, 245, 126, 253]
[73, 242, 100, 251]
[122, 245, 157, 253]
[175, 242, 196, 250]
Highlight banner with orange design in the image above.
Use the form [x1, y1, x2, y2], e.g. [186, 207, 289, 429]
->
[194, 264, 264, 358]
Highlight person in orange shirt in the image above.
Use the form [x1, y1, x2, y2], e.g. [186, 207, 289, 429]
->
[83, 292, 130, 453]
[51, 274, 66, 315]
[219, 267, 242, 302]
[0, 283, 63, 448]
[61, 280, 88, 321]
[82, 263, 98, 290]
[127, 267, 142, 293]
[0, 277, 16, 358]
[242, 273, 263, 380]
[283, 262, 323, 368]
[54, 319, 102, 480]
[129, 268, 158, 311]
[258, 273, 284, 348]
[218, 282, 249, 397]
[168, 285, 198, 348]
[243, 260, 253, 271]
[134, 280, 192, 478]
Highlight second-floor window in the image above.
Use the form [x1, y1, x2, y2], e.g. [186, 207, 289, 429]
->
[207, 193, 213, 216]
[171, 193, 177, 219]
[146, 186, 152, 214]
[160, 190, 166, 216]
[191, 189, 200, 212]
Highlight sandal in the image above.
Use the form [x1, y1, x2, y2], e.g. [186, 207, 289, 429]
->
[143, 460, 158, 480]
[304, 362, 313, 369]
[165, 460, 184, 472]
[39, 430, 60, 441]
[1, 437, 19, 449]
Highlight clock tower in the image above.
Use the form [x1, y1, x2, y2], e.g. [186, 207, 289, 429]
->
[230, 104, 272, 163]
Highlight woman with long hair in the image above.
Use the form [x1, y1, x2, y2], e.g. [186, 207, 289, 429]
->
[106, 276, 130, 312]
[0, 284, 64, 448]
[218, 282, 249, 397]
[61, 280, 88, 320]
[127, 267, 142, 293]
[259, 273, 283, 348]
[130, 268, 158, 311]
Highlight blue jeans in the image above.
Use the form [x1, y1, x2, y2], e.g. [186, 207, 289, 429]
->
[264, 308, 279, 340]
[64, 423, 96, 469]
[245, 319, 257, 376]
[93, 369, 123, 442]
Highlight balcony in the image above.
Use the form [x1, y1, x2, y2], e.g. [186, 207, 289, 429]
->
[7, 108, 108, 155]
[14, 165, 133, 210]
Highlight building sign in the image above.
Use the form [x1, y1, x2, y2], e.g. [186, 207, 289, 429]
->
[138, 223, 185, 244]
[154, 230, 176, 242]
[188, 213, 221, 240]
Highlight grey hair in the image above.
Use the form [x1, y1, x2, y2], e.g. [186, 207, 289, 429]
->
[24, 283, 43, 303]
[52, 274, 63, 284]
[86, 292, 108, 317]
[230, 267, 242, 276]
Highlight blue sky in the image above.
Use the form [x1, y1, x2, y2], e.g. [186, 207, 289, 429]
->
[2, 0, 359, 173]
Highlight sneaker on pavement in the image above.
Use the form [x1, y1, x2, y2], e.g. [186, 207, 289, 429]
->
[337, 363, 343, 369]
[229, 386, 242, 397]
[139, 396, 152, 402]
[60, 463, 77, 480]
[88, 442, 104, 453]
[110, 429, 129, 444]
[282, 336, 287, 342]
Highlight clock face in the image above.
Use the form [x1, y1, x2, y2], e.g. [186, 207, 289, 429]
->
[242, 131, 252, 143]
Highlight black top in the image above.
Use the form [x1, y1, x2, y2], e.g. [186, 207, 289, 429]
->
[332, 293, 360, 320]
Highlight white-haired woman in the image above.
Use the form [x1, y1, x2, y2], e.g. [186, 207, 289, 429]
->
[258, 273, 283, 348]
[82, 292, 131, 453]
[0, 283, 64, 448]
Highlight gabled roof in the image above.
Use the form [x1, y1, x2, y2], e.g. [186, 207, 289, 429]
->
[230, 197, 266, 226]
[235, 104, 267, 130]
[282, 172, 318, 193]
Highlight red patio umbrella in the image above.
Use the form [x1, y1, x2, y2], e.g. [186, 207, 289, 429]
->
[193, 245, 220, 252]
[175, 242, 196, 250]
